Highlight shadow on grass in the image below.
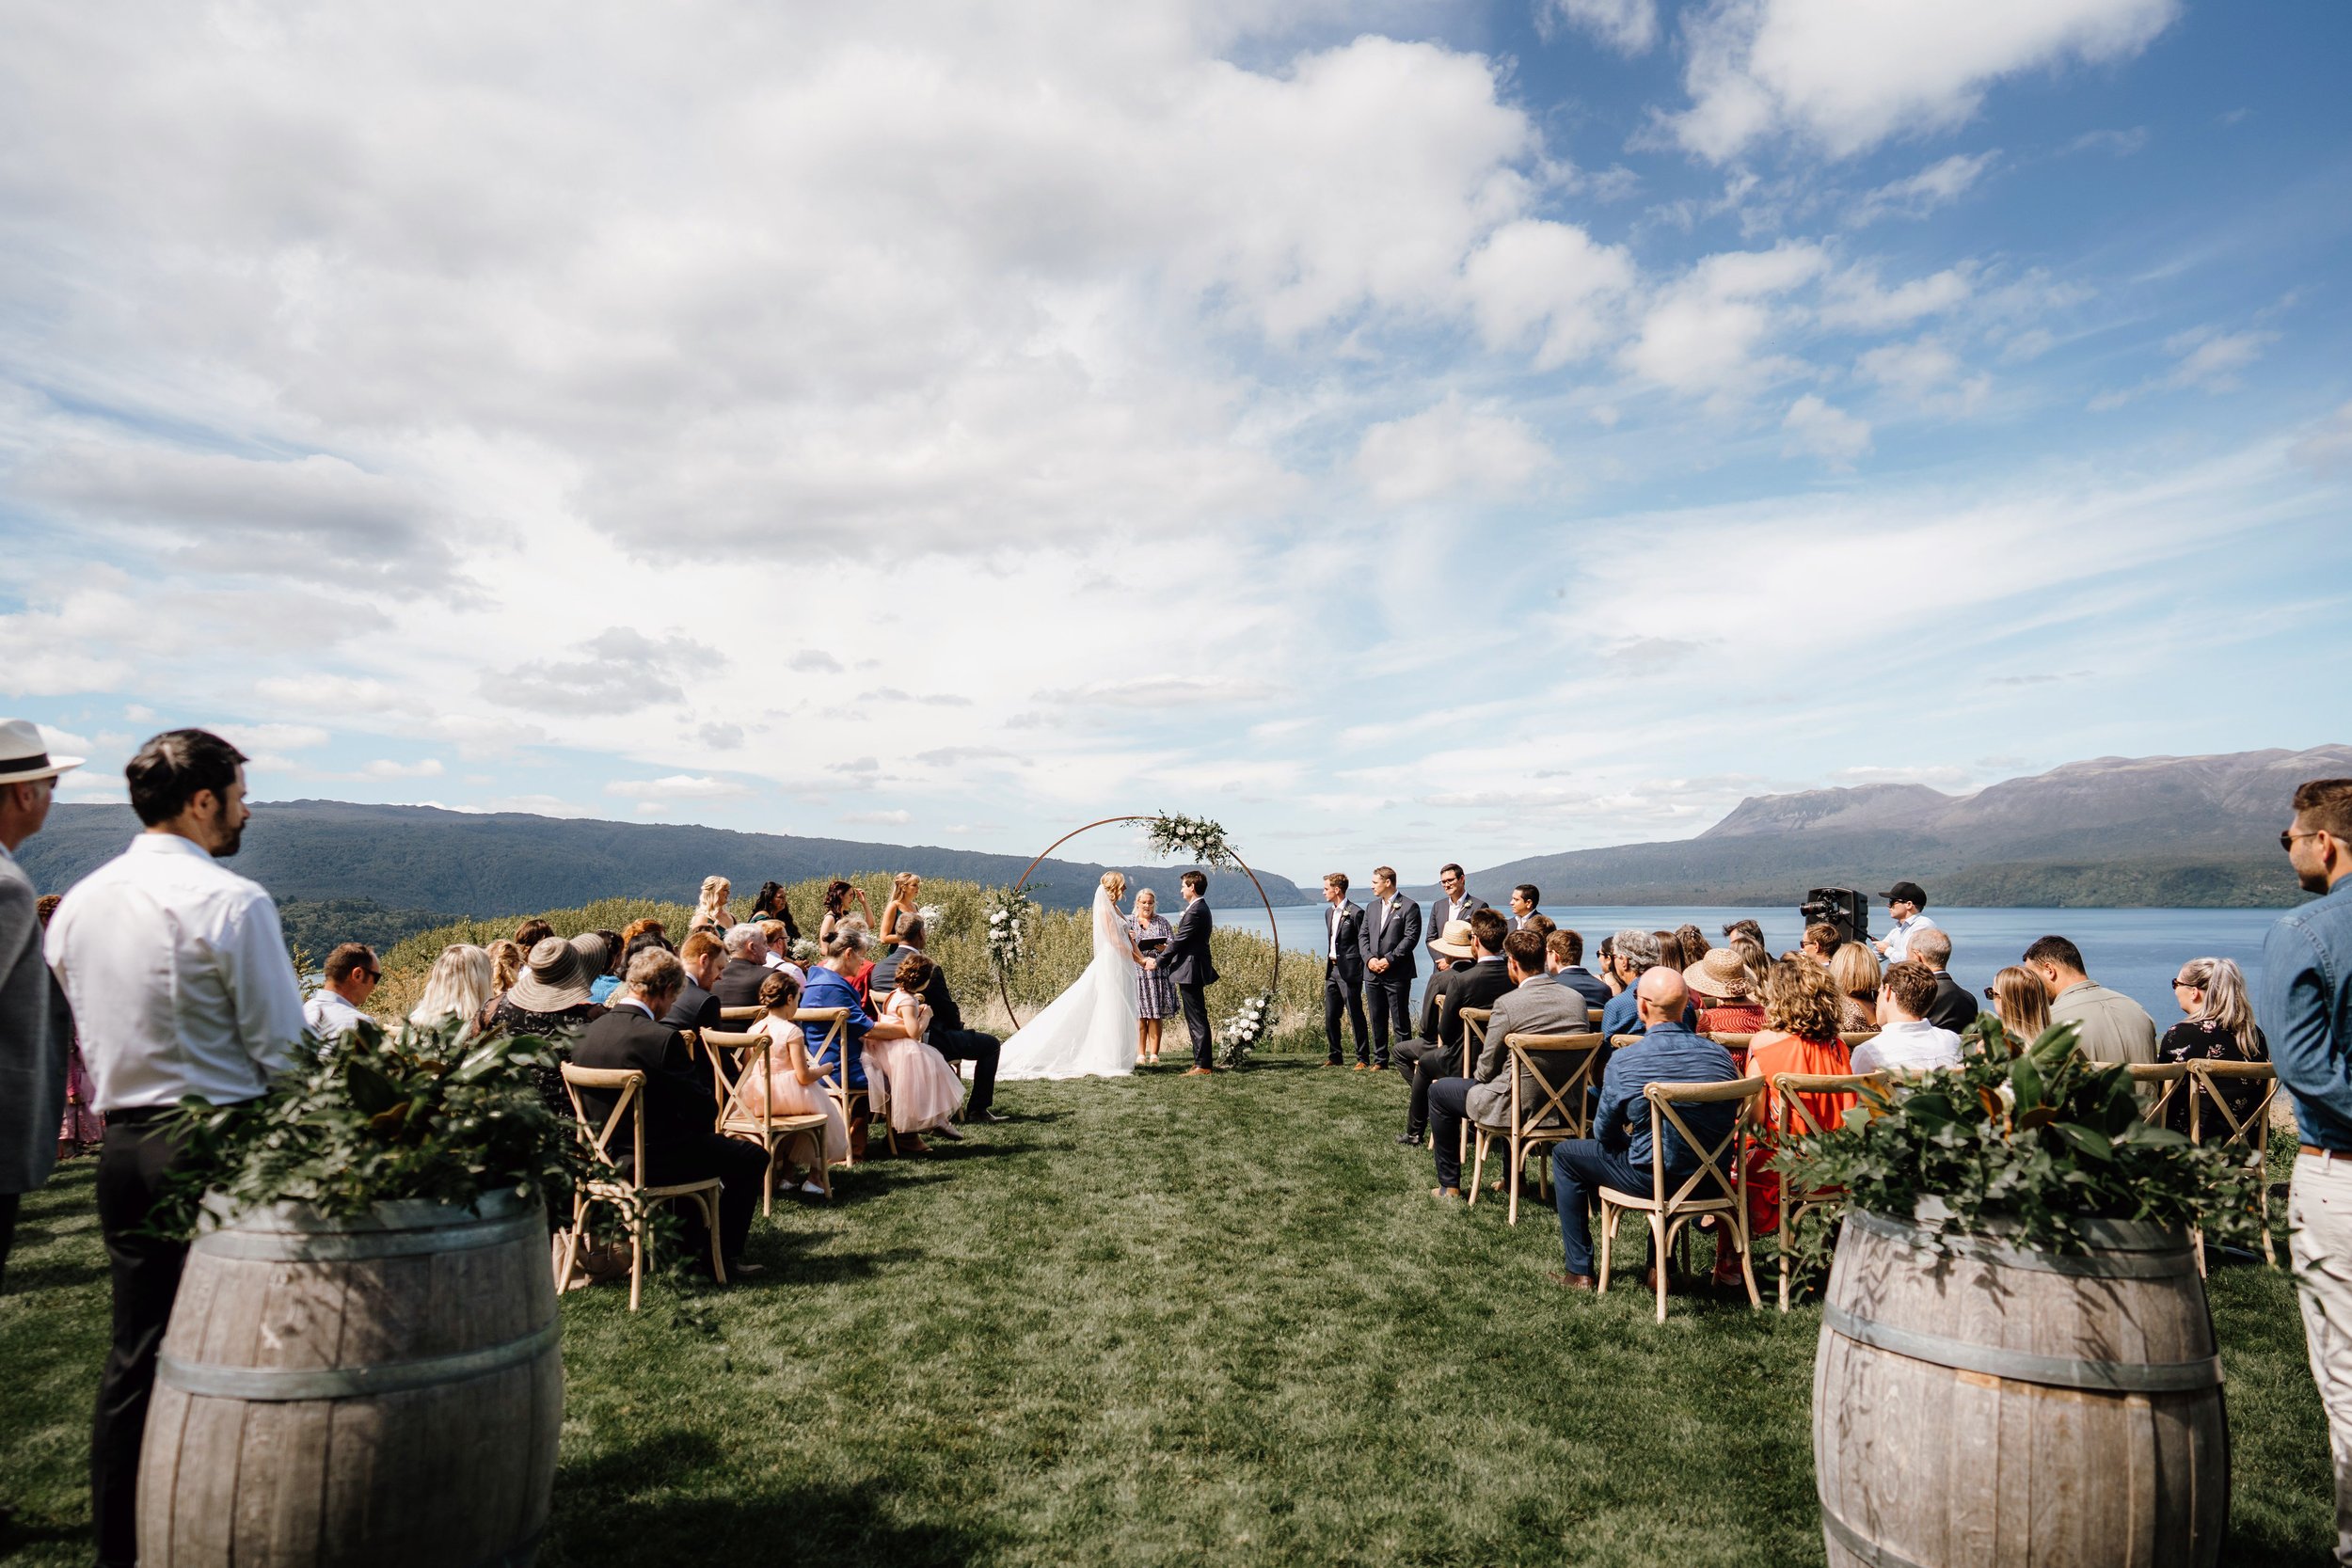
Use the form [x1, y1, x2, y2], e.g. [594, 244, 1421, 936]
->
[551, 1431, 991, 1566]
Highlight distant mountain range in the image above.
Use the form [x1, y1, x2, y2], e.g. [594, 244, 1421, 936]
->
[21, 800, 1307, 920]
[1457, 745, 2344, 909]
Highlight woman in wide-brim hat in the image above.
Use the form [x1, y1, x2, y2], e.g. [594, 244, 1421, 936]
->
[487, 934, 612, 1121]
[1427, 919, 1476, 962]
[1684, 944, 1768, 1037]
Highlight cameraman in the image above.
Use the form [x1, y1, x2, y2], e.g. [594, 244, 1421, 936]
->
[1873, 880, 1937, 963]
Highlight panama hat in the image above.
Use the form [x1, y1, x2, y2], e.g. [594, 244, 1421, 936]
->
[1429, 919, 1477, 960]
[0, 719, 84, 784]
[1682, 945, 1754, 1001]
[506, 934, 601, 1012]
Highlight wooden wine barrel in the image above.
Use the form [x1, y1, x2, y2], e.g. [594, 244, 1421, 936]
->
[1814, 1209, 2228, 1568]
[137, 1189, 563, 1567]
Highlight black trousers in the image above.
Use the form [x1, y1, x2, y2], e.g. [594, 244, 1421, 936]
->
[94, 1109, 198, 1568]
[1179, 983, 1213, 1069]
[1395, 1037, 1452, 1138]
[0, 1189, 19, 1294]
[1428, 1076, 1475, 1191]
[1364, 970, 1411, 1067]
[644, 1133, 770, 1267]
[1324, 965, 1368, 1063]
[933, 1028, 1002, 1115]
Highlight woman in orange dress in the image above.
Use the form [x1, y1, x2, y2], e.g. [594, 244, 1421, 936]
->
[864, 951, 966, 1151]
[1716, 958, 1859, 1288]
[739, 971, 850, 1191]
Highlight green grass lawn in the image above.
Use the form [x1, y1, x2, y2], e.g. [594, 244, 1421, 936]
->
[1, 1053, 2335, 1566]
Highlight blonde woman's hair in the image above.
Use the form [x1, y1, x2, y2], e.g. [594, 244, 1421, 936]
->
[695, 875, 732, 925]
[487, 939, 525, 996]
[893, 871, 920, 896]
[1136, 887, 1157, 907]
[1829, 942, 1882, 1005]
[1100, 870, 1126, 899]
[2177, 957, 2265, 1056]
[412, 943, 493, 1029]
[1990, 965, 2049, 1045]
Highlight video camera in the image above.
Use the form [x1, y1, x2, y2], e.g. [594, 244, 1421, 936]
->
[1798, 887, 1871, 949]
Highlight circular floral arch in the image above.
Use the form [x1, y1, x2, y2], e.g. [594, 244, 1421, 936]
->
[990, 814, 1282, 1030]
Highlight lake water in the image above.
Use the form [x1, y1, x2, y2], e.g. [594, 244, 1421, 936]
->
[1217, 903, 2295, 1023]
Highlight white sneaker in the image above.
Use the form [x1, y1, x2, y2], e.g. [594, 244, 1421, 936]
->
[799, 1179, 828, 1198]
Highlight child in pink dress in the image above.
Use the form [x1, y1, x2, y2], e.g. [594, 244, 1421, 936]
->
[739, 973, 850, 1192]
[864, 952, 965, 1151]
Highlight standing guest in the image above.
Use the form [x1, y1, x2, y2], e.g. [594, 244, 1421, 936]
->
[1359, 866, 1420, 1069]
[884, 917, 1005, 1120]
[1829, 943, 1883, 1033]
[1507, 884, 1542, 931]
[1741, 959, 1858, 1266]
[2160, 957, 2267, 1136]
[869, 951, 968, 1151]
[689, 876, 734, 938]
[2023, 935, 2158, 1065]
[1851, 962, 1963, 1074]
[749, 880, 803, 947]
[1872, 881, 1936, 962]
[39, 895, 103, 1159]
[1686, 946, 1767, 1036]
[2263, 776, 2352, 1561]
[713, 924, 775, 1008]
[1906, 929, 1979, 1034]
[1986, 965, 2051, 1047]
[1546, 929, 1612, 1011]
[585, 928, 627, 1004]
[1426, 863, 1487, 974]
[1799, 923, 1842, 965]
[490, 934, 611, 1117]
[1131, 890, 1177, 1067]
[304, 943, 380, 1040]
[512, 917, 556, 953]
[44, 728, 305, 1568]
[1320, 873, 1369, 1069]
[738, 971, 848, 1182]
[1547, 970, 1739, 1291]
[409, 943, 493, 1033]
[879, 872, 924, 949]
[1599, 930, 1664, 1038]
[818, 879, 872, 943]
[574, 948, 767, 1276]
[1426, 928, 1585, 1200]
[1397, 912, 1513, 1147]
[1, 719, 77, 1291]
[668, 931, 726, 1034]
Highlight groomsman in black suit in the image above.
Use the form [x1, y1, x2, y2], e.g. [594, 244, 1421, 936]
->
[1166, 870, 1220, 1074]
[1358, 866, 1420, 1072]
[1508, 884, 1542, 930]
[1426, 863, 1490, 974]
[1319, 873, 1368, 1068]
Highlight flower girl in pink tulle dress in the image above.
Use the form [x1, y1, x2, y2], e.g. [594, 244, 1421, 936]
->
[864, 951, 966, 1152]
[739, 972, 850, 1191]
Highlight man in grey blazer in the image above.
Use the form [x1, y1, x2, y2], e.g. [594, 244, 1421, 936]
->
[1425, 927, 1589, 1200]
[1358, 865, 1420, 1071]
[0, 719, 78, 1290]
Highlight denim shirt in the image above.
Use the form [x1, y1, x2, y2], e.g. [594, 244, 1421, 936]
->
[2262, 879, 2352, 1149]
[1599, 988, 1693, 1040]
[797, 966, 871, 1090]
[1592, 1022, 1740, 1172]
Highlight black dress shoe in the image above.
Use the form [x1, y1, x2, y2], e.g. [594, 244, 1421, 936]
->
[969, 1107, 1009, 1122]
[1395, 1132, 1423, 1147]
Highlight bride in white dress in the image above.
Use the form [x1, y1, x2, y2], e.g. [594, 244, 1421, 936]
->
[996, 871, 1142, 1081]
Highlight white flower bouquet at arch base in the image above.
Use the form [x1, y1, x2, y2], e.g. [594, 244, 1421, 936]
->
[983, 887, 1038, 975]
[1216, 990, 1275, 1069]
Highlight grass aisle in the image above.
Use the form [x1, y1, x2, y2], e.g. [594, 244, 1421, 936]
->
[0, 1056, 2335, 1565]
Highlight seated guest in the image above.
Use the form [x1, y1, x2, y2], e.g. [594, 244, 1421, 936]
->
[1652, 928, 1684, 974]
[1548, 970, 1740, 1290]
[1396, 911, 1512, 1148]
[888, 917, 1006, 1120]
[620, 915, 666, 951]
[1799, 922, 1842, 965]
[739, 971, 850, 1185]
[410, 942, 492, 1034]
[757, 919, 804, 985]
[2160, 957, 2269, 1135]
[1413, 919, 1480, 1042]
[512, 917, 555, 952]
[1722, 918, 1765, 947]
[1595, 935, 1621, 996]
[1685, 945, 1766, 1037]
[480, 939, 525, 1031]
[1546, 928, 1612, 1011]
[800, 925, 916, 1151]
[1426, 928, 1588, 1200]
[1740, 959, 1859, 1280]
[1986, 963, 2049, 1047]
[575, 948, 769, 1276]
[1524, 912, 1556, 941]
[1851, 961, 1963, 1074]
[1675, 924, 1711, 966]
[867, 951, 969, 1151]
[2024, 934, 2159, 1065]
[1905, 928, 1978, 1034]
[305, 942, 380, 1041]
[586, 928, 627, 1004]
[713, 923, 774, 1008]
[1599, 930, 1663, 1038]
[1828, 942, 1883, 1033]
[490, 934, 612, 1117]
[667, 930, 726, 1033]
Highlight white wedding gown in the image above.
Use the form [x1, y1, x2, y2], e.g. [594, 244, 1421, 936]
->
[996, 888, 1140, 1080]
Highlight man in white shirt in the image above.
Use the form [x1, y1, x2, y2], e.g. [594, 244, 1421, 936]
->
[1851, 961, 1965, 1075]
[44, 728, 304, 1568]
[302, 942, 380, 1042]
[1873, 881, 1938, 963]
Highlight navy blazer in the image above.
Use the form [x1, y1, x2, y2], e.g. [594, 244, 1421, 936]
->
[1426, 894, 1491, 969]
[1163, 896, 1219, 989]
[1323, 899, 1365, 984]
[1358, 895, 1422, 981]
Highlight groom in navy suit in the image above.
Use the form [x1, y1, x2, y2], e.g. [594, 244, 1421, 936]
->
[1166, 870, 1220, 1074]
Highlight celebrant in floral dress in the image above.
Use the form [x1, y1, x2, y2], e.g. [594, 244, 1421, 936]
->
[1131, 888, 1177, 1066]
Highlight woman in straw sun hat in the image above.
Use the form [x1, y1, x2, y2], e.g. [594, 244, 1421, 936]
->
[2, 718, 83, 1290]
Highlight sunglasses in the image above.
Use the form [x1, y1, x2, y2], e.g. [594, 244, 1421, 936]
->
[2171, 976, 2200, 989]
[2283, 828, 2326, 851]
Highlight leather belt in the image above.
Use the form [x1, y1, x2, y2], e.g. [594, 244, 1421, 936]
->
[2300, 1145, 2352, 1161]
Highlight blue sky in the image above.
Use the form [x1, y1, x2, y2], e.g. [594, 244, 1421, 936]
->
[2, 0, 2347, 881]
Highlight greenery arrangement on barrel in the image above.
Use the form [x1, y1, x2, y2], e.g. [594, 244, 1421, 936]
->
[1776, 1016, 2263, 1259]
[151, 1017, 592, 1234]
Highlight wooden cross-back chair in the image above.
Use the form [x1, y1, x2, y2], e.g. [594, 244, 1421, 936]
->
[1836, 1031, 1880, 1051]
[1453, 1006, 1495, 1167]
[557, 1063, 724, 1312]
[700, 1028, 835, 1212]
[1597, 1076, 1767, 1323]
[1766, 1070, 1882, 1311]
[1707, 1032, 1755, 1070]
[2187, 1059, 2281, 1270]
[718, 1005, 762, 1024]
[1467, 1032, 1607, 1225]
[2125, 1061, 2192, 1129]
[796, 1006, 884, 1163]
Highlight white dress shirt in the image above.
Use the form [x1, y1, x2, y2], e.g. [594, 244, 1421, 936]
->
[303, 990, 369, 1041]
[1851, 1017, 1963, 1075]
[1879, 912, 1938, 962]
[45, 833, 306, 1113]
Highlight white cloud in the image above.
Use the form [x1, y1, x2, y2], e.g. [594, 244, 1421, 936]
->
[2062, 126, 2149, 156]
[1850, 151, 1998, 224]
[1857, 338, 1990, 412]
[257, 674, 409, 712]
[489, 628, 719, 715]
[1541, 0, 1661, 55]
[1618, 243, 1825, 399]
[1459, 220, 1636, 369]
[1669, 0, 2179, 161]
[841, 809, 913, 827]
[362, 757, 444, 779]
[1781, 394, 1872, 466]
[2088, 325, 2279, 409]
[1353, 394, 1553, 507]
[212, 722, 331, 754]
[604, 774, 751, 800]
[1040, 676, 1275, 708]
[2292, 402, 2352, 475]
[36, 723, 95, 757]
[1817, 264, 1974, 331]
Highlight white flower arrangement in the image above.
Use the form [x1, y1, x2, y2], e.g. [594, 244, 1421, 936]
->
[789, 937, 820, 964]
[1146, 812, 1237, 871]
[983, 887, 1038, 974]
[1216, 989, 1275, 1068]
[916, 902, 945, 928]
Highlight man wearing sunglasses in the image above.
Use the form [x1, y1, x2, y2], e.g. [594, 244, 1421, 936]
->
[303, 942, 382, 1043]
[2265, 776, 2352, 1561]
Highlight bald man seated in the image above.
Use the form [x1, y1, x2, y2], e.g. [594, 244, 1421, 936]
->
[1545, 970, 1740, 1291]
